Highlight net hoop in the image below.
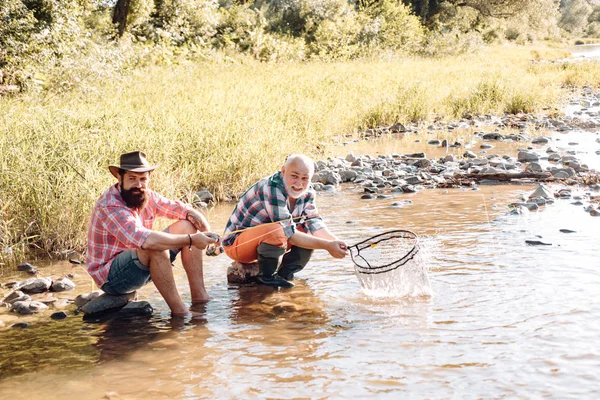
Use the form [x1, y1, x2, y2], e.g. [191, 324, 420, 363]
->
[349, 230, 419, 275]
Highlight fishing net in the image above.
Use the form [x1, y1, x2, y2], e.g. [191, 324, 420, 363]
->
[349, 230, 419, 275]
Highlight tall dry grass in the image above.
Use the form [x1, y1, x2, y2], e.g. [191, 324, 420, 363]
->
[1, 44, 599, 265]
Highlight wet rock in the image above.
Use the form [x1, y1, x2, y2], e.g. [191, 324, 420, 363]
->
[406, 153, 425, 158]
[463, 151, 477, 159]
[405, 176, 423, 185]
[529, 184, 553, 200]
[74, 291, 102, 308]
[19, 277, 52, 294]
[271, 302, 299, 314]
[323, 184, 336, 193]
[51, 277, 75, 292]
[361, 194, 375, 199]
[532, 137, 550, 144]
[525, 240, 552, 246]
[510, 202, 539, 211]
[227, 261, 259, 284]
[412, 159, 431, 168]
[11, 300, 48, 314]
[389, 122, 406, 133]
[68, 259, 82, 265]
[557, 189, 572, 198]
[571, 201, 584, 206]
[427, 139, 441, 145]
[17, 262, 37, 275]
[590, 209, 600, 216]
[559, 229, 576, 233]
[80, 292, 136, 315]
[51, 311, 68, 320]
[118, 301, 153, 316]
[390, 187, 404, 193]
[1, 290, 31, 305]
[12, 322, 29, 329]
[376, 194, 393, 200]
[480, 144, 494, 149]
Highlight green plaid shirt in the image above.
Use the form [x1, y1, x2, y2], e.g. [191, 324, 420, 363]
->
[223, 171, 325, 246]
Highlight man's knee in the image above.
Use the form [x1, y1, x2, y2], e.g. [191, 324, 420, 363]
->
[257, 243, 286, 259]
[164, 219, 196, 235]
[137, 248, 170, 266]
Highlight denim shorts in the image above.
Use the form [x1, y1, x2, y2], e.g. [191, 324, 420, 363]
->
[101, 248, 180, 295]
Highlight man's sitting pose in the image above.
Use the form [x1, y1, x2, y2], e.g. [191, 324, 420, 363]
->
[222, 154, 348, 288]
[86, 151, 216, 316]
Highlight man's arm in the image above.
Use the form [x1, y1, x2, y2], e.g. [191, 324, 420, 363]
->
[288, 230, 348, 258]
[141, 231, 216, 251]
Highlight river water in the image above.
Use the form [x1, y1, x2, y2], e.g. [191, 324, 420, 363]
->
[1, 124, 600, 396]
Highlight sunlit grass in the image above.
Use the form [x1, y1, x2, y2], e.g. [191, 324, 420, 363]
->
[2, 43, 600, 264]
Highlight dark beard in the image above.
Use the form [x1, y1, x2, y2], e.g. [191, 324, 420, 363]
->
[121, 187, 148, 209]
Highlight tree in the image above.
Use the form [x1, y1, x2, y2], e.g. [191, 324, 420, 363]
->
[559, 0, 593, 35]
[113, 0, 132, 36]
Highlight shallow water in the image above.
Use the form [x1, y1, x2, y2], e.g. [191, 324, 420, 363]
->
[1, 130, 599, 398]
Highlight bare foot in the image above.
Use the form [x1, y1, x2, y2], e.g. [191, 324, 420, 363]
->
[171, 309, 204, 318]
[191, 295, 210, 305]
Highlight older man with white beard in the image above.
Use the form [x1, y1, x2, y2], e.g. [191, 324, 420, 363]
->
[222, 154, 348, 288]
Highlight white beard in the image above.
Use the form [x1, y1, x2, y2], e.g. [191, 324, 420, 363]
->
[284, 180, 308, 199]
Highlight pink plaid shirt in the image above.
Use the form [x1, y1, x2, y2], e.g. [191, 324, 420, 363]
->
[86, 184, 191, 287]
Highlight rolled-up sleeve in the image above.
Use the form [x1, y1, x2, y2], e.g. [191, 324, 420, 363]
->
[302, 193, 326, 233]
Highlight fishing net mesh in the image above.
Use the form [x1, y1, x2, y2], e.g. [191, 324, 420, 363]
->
[349, 230, 419, 275]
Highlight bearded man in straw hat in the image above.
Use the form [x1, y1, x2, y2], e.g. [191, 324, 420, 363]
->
[222, 154, 348, 288]
[86, 151, 217, 317]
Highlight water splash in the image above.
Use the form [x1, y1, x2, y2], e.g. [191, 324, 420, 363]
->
[355, 238, 435, 298]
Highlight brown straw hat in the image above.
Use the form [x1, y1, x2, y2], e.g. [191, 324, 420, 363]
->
[108, 151, 159, 178]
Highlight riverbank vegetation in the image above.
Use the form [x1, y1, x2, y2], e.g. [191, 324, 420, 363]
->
[3, 0, 600, 265]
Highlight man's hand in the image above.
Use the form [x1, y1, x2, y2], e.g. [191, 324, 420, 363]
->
[191, 232, 218, 249]
[327, 240, 348, 259]
[186, 209, 210, 232]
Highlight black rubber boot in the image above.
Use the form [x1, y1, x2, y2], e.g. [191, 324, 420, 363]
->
[255, 243, 294, 288]
[278, 246, 313, 281]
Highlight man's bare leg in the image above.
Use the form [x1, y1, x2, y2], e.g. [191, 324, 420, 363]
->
[166, 220, 209, 304]
[137, 248, 190, 316]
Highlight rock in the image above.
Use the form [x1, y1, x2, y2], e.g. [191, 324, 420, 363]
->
[389, 122, 406, 133]
[118, 301, 153, 316]
[517, 151, 539, 162]
[559, 229, 576, 233]
[51, 277, 76, 292]
[68, 259, 82, 265]
[361, 194, 375, 199]
[427, 139, 441, 145]
[12, 322, 29, 329]
[413, 159, 431, 168]
[51, 311, 68, 320]
[532, 137, 549, 144]
[19, 277, 52, 293]
[525, 240, 552, 246]
[529, 184, 553, 200]
[74, 291, 102, 308]
[591, 209, 600, 216]
[227, 261, 260, 284]
[525, 162, 543, 172]
[17, 262, 37, 274]
[271, 302, 299, 313]
[11, 300, 48, 314]
[339, 169, 358, 182]
[1, 290, 30, 305]
[510, 203, 539, 211]
[80, 292, 136, 315]
[463, 151, 477, 158]
[193, 188, 214, 204]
